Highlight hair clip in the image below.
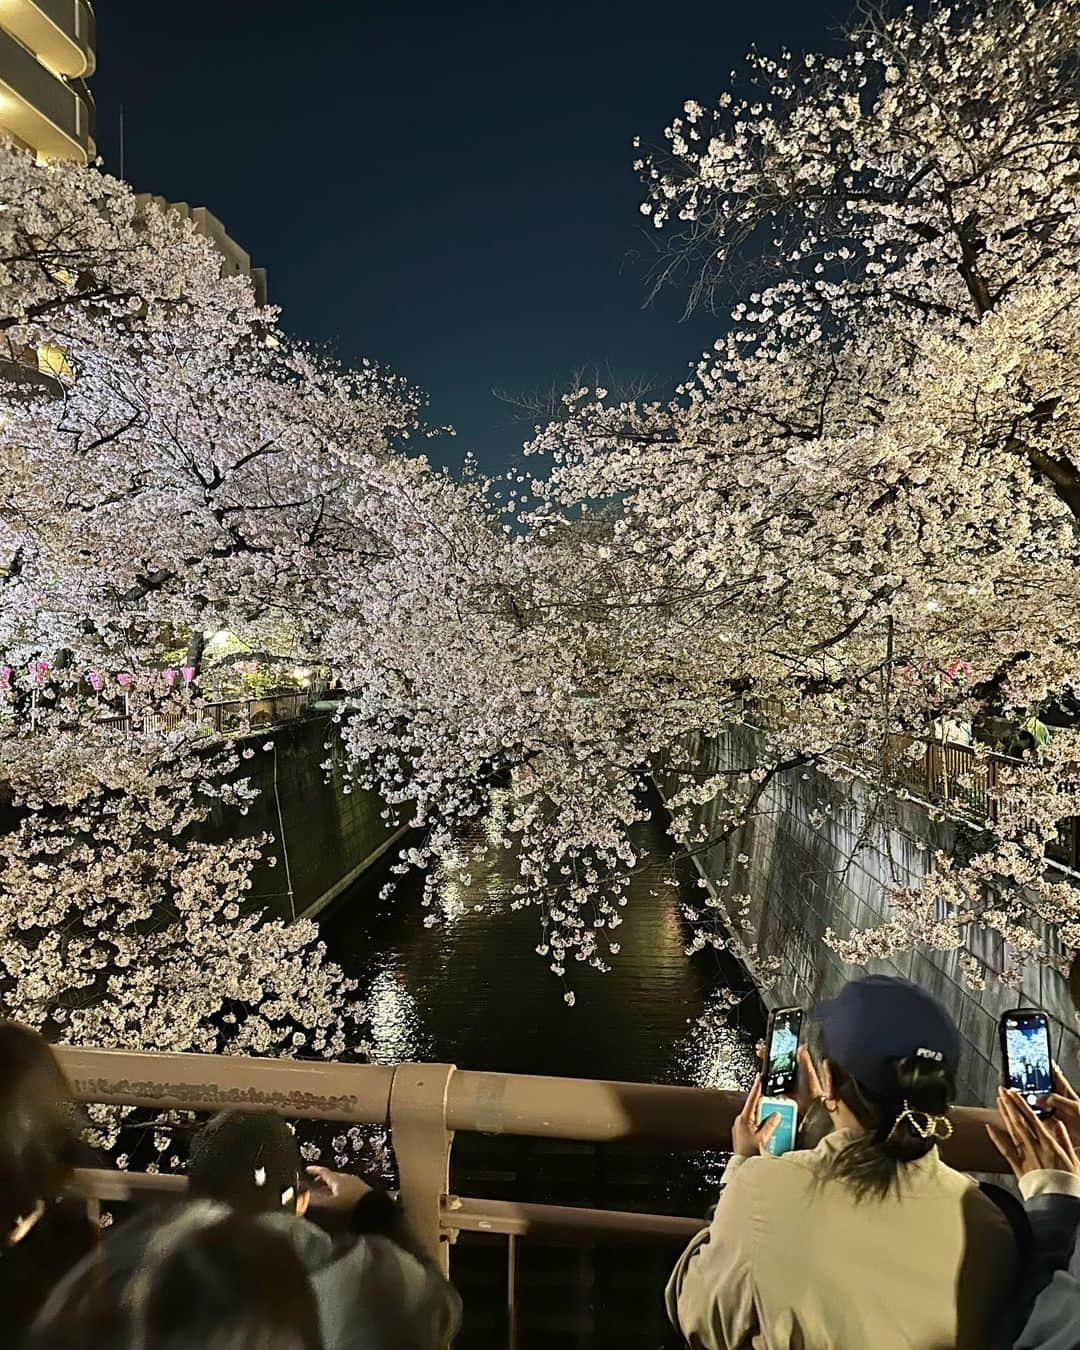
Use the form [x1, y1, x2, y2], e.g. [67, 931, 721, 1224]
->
[253, 1167, 267, 1188]
[915, 1047, 944, 1062]
[280, 1186, 295, 1207]
[890, 1101, 954, 1142]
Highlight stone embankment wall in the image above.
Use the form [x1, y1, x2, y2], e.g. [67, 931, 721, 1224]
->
[661, 725, 1080, 1107]
[202, 714, 404, 923]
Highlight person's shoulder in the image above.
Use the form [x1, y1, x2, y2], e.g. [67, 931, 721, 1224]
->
[313, 1232, 461, 1324]
[720, 1149, 819, 1206]
[256, 1210, 334, 1270]
[935, 1161, 1006, 1204]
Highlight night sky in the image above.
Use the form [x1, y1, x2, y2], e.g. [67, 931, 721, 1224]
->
[94, 1, 849, 473]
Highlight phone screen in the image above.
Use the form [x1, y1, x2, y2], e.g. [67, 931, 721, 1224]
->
[1002, 1010, 1053, 1109]
[764, 1007, 803, 1096]
[757, 1098, 799, 1156]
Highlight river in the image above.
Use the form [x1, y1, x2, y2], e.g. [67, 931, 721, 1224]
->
[320, 791, 760, 1348]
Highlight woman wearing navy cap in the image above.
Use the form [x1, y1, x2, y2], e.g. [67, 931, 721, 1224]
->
[666, 975, 1018, 1349]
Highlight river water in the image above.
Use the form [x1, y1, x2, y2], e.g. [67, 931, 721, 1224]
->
[320, 793, 760, 1348]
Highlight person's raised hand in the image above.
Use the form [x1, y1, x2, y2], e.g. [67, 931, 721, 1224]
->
[305, 1166, 372, 1210]
[987, 1089, 1080, 1181]
[732, 1075, 780, 1159]
[794, 1045, 825, 1119]
[1043, 1064, 1080, 1147]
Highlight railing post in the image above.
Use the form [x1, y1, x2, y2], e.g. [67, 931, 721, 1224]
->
[507, 1233, 518, 1350]
[389, 1063, 457, 1274]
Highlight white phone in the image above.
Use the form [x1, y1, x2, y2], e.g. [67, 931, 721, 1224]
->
[757, 1096, 799, 1156]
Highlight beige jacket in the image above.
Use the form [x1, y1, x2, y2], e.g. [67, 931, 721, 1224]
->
[666, 1130, 1016, 1350]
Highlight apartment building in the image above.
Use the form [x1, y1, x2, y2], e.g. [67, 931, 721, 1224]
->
[0, 0, 95, 162]
[0, 1, 266, 302]
[137, 195, 269, 307]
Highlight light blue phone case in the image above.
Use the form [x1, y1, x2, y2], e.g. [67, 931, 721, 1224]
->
[757, 1097, 798, 1155]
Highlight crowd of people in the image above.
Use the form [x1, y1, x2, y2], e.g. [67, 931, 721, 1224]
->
[4, 975, 1080, 1348]
[0, 1022, 461, 1350]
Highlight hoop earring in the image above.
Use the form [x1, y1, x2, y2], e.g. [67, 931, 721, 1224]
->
[819, 1095, 839, 1113]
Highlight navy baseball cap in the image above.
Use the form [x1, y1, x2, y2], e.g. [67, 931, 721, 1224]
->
[814, 975, 961, 1099]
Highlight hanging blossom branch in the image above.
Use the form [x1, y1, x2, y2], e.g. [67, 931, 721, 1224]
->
[5, 0, 1080, 1017]
[0, 145, 435, 1101]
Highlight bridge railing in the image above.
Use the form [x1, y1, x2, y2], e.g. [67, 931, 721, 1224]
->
[57, 1044, 1006, 1309]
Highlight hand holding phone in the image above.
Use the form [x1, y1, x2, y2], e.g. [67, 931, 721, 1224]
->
[734, 1077, 794, 1157]
[989, 1087, 1080, 1181]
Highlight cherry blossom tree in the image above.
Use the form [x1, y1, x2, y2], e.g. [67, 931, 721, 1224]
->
[0, 144, 433, 1085]
[6, 0, 1080, 1034]
[0, 142, 432, 677]
[515, 0, 1080, 986]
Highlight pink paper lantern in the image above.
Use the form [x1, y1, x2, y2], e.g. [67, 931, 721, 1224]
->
[116, 672, 133, 688]
[162, 669, 178, 687]
[181, 667, 196, 685]
[87, 671, 104, 692]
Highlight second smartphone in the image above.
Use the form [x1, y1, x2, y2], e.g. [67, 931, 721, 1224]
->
[1000, 1006, 1054, 1117]
[757, 1005, 804, 1156]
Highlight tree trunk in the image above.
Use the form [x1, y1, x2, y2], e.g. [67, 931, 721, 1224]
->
[185, 630, 206, 674]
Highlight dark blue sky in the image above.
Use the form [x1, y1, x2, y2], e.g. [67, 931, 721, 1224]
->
[95, 1, 848, 472]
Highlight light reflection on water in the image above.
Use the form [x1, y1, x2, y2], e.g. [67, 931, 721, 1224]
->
[364, 966, 433, 1066]
[324, 802, 758, 1097]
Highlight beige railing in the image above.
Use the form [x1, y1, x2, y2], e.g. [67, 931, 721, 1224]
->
[94, 688, 336, 737]
[58, 1045, 1006, 1308]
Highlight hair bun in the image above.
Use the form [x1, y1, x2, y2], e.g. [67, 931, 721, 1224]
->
[878, 1053, 956, 1163]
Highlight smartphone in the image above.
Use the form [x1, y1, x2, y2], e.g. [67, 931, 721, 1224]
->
[1000, 1007, 1054, 1117]
[763, 1006, 804, 1097]
[757, 1097, 799, 1156]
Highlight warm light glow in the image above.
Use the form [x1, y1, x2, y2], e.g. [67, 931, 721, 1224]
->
[36, 341, 72, 381]
[364, 967, 426, 1064]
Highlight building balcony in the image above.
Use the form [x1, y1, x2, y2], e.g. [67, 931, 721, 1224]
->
[0, 19, 94, 161]
[0, 0, 96, 78]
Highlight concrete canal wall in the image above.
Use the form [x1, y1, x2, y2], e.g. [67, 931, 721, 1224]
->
[661, 725, 1080, 1106]
[203, 714, 405, 923]
[0, 713, 400, 925]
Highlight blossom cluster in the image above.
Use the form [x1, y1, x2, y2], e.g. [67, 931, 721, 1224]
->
[515, 0, 1080, 986]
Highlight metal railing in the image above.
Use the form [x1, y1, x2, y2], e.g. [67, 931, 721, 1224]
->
[744, 701, 1080, 873]
[57, 1043, 1006, 1321]
[94, 688, 336, 737]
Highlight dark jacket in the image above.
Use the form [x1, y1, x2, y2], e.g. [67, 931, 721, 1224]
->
[260, 1193, 461, 1350]
[1009, 1185, 1080, 1349]
[3, 1199, 97, 1346]
[25, 1190, 460, 1350]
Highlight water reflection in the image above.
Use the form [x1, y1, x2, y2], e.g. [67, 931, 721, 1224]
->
[364, 967, 432, 1065]
[323, 800, 759, 1092]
